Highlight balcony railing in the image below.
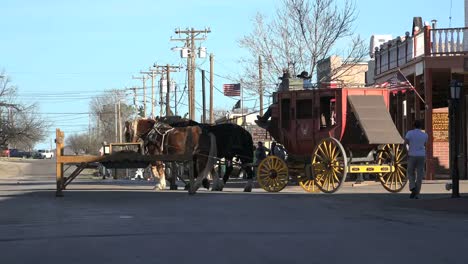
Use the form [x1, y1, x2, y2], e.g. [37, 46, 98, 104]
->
[431, 27, 468, 54]
[374, 26, 468, 76]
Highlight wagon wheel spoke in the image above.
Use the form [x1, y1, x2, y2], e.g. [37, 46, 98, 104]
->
[377, 144, 408, 193]
[257, 156, 288, 192]
[311, 138, 347, 194]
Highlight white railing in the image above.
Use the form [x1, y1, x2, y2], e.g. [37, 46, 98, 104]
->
[374, 27, 468, 76]
[431, 27, 468, 54]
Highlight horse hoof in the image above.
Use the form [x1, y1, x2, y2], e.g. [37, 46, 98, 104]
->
[202, 179, 210, 190]
[189, 187, 197, 195]
[243, 186, 252, 192]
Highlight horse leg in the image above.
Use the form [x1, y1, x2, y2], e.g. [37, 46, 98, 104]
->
[169, 162, 178, 190]
[243, 165, 254, 192]
[223, 160, 233, 184]
[210, 163, 224, 191]
[190, 133, 217, 194]
[152, 163, 166, 190]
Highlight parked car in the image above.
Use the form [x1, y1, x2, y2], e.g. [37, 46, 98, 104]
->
[9, 149, 32, 158]
[1, 149, 9, 157]
[37, 149, 54, 159]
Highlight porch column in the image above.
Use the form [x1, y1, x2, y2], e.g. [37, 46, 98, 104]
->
[396, 92, 404, 134]
[425, 68, 435, 180]
[461, 74, 468, 180]
[406, 87, 414, 133]
[414, 75, 422, 120]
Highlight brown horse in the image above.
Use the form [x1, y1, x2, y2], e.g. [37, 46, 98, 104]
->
[125, 118, 221, 193]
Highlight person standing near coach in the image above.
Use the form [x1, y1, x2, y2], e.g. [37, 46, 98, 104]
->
[405, 120, 428, 199]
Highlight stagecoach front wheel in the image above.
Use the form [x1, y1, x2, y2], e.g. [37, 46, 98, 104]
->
[377, 144, 408, 192]
[257, 156, 288, 192]
[299, 164, 321, 193]
[311, 137, 348, 193]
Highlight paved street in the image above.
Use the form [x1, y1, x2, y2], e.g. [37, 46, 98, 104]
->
[1, 158, 468, 264]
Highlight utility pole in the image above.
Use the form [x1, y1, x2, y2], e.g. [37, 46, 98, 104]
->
[201, 70, 206, 123]
[131, 87, 137, 110]
[114, 103, 118, 142]
[174, 84, 178, 116]
[141, 69, 161, 119]
[210, 53, 214, 124]
[259, 55, 264, 116]
[132, 75, 147, 117]
[154, 64, 182, 116]
[118, 100, 122, 142]
[171, 27, 211, 120]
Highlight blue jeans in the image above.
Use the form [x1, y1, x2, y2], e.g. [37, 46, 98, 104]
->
[407, 156, 425, 194]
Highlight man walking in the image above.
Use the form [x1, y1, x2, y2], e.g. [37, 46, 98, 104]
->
[405, 120, 428, 199]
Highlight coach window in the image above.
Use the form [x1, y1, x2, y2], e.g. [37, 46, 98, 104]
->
[320, 96, 334, 129]
[296, 99, 313, 119]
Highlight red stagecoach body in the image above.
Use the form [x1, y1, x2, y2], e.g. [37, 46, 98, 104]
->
[266, 86, 403, 158]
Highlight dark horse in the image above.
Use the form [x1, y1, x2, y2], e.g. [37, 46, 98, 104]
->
[158, 116, 255, 192]
[124, 118, 221, 194]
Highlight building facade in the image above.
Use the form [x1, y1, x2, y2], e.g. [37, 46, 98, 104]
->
[373, 17, 467, 179]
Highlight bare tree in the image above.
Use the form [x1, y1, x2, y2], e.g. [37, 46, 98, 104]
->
[238, 0, 367, 96]
[0, 73, 48, 149]
[64, 131, 104, 155]
[89, 89, 135, 143]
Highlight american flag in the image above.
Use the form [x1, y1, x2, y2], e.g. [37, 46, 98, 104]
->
[374, 70, 414, 92]
[223, 83, 241, 97]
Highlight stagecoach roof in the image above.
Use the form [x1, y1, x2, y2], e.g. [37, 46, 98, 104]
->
[347, 95, 404, 145]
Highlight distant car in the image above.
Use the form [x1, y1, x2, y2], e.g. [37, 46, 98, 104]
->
[37, 149, 54, 159]
[1, 149, 9, 157]
[9, 149, 32, 158]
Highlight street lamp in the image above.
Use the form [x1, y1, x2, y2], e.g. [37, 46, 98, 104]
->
[449, 80, 462, 198]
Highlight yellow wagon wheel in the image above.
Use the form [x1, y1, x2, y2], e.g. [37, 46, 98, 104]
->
[377, 144, 408, 192]
[312, 137, 348, 193]
[299, 164, 321, 193]
[257, 156, 289, 192]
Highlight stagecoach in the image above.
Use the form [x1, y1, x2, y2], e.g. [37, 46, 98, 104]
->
[256, 83, 408, 193]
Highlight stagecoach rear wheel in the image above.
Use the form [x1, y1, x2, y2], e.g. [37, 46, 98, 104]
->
[312, 137, 348, 193]
[377, 144, 408, 192]
[257, 156, 289, 192]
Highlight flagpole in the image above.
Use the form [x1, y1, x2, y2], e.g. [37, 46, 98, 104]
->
[240, 83, 244, 126]
[398, 69, 427, 107]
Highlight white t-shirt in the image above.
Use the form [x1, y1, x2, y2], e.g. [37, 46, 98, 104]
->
[405, 129, 428, 157]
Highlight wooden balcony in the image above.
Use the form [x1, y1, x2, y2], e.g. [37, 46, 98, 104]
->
[374, 26, 468, 76]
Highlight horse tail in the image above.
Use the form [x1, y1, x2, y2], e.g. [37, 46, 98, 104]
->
[199, 132, 217, 179]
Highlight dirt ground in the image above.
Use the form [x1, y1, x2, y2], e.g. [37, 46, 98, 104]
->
[0, 159, 32, 178]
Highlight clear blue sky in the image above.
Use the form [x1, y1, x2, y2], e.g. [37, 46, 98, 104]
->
[0, 0, 464, 149]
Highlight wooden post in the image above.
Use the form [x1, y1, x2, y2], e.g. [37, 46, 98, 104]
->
[209, 53, 214, 124]
[202, 70, 206, 123]
[55, 129, 64, 197]
[425, 68, 434, 180]
[166, 64, 171, 116]
[406, 84, 414, 133]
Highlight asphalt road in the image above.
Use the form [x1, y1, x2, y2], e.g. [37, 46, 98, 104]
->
[1, 159, 468, 264]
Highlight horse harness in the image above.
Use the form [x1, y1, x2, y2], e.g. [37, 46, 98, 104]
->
[145, 122, 174, 155]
